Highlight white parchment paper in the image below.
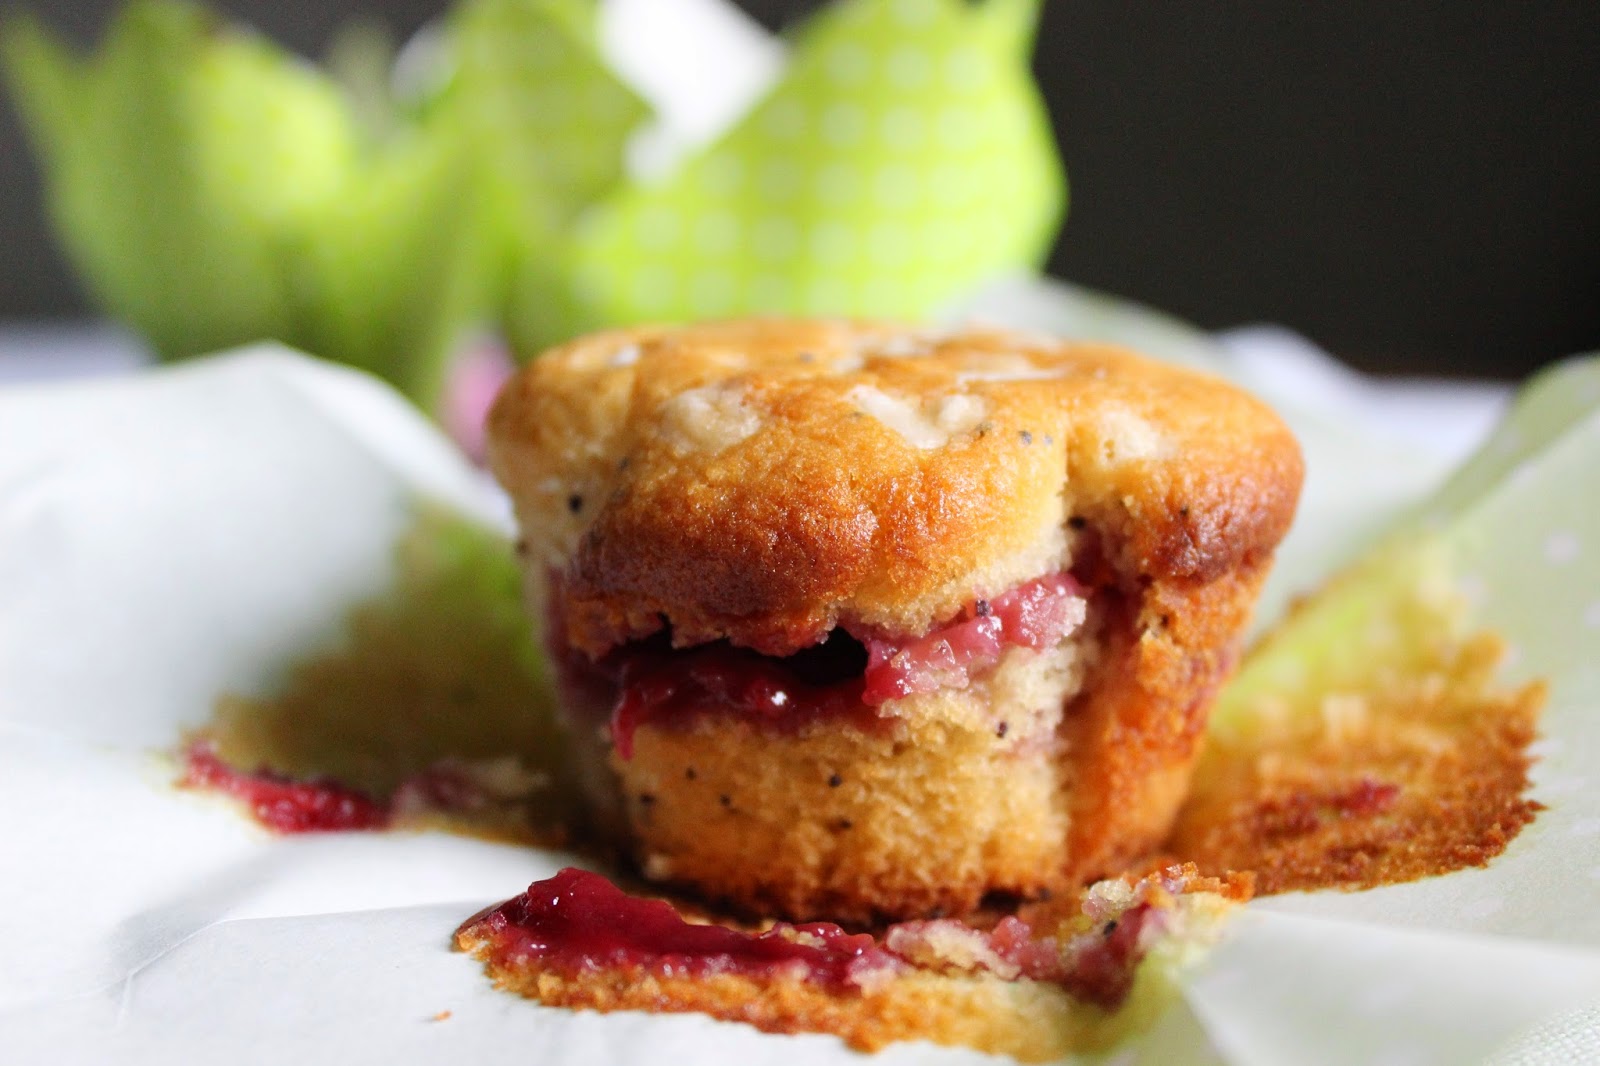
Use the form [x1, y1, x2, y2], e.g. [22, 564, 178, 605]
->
[3, 296, 1599, 1064]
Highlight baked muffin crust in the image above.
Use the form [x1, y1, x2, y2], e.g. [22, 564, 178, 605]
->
[488, 319, 1302, 920]
[489, 319, 1301, 659]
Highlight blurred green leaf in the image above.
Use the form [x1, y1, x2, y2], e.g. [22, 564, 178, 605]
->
[440, 0, 650, 333]
[291, 125, 485, 407]
[525, 0, 1064, 349]
[9, 3, 299, 355]
[323, 17, 403, 144]
[1, 11, 84, 161]
[2, 0, 485, 409]
[7, 0, 1071, 398]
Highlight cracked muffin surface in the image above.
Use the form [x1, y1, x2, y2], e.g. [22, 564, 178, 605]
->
[488, 318, 1302, 921]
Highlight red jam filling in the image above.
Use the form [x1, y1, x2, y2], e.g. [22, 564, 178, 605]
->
[458, 867, 896, 988]
[461, 868, 1163, 1008]
[180, 741, 390, 833]
[601, 572, 1086, 760]
[608, 633, 871, 760]
[860, 572, 1085, 705]
[1055, 904, 1158, 1008]
[179, 742, 502, 834]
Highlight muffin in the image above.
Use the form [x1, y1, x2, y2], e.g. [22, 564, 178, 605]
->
[488, 319, 1302, 923]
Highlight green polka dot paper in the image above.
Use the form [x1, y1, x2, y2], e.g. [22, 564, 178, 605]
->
[6, 0, 1065, 400]
[3, 2, 491, 406]
[447, 0, 648, 242]
[3, 4, 341, 359]
[517, 0, 1063, 349]
[1422, 355, 1600, 692]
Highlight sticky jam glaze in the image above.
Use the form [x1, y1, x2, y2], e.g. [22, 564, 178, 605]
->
[459, 867, 897, 988]
[180, 740, 391, 832]
[179, 741, 504, 834]
[597, 573, 1087, 759]
[457, 866, 1183, 1008]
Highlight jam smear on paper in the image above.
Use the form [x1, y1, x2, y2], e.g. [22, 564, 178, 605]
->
[454, 864, 1246, 1059]
[459, 867, 896, 988]
[178, 739, 552, 839]
[180, 740, 390, 833]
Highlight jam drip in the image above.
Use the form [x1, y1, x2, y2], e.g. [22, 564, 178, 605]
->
[180, 741, 390, 833]
[458, 867, 896, 988]
[601, 572, 1087, 760]
[179, 741, 512, 835]
[887, 905, 1159, 1008]
[460, 867, 1183, 1008]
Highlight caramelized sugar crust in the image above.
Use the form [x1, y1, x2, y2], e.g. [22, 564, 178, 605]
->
[467, 967, 1088, 1061]
[1169, 632, 1544, 892]
[488, 319, 1303, 658]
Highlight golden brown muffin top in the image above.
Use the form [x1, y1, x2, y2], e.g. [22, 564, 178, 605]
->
[488, 319, 1303, 658]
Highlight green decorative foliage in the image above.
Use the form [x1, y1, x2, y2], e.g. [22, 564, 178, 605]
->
[4, 4, 324, 357]
[2, 1, 481, 406]
[533, 0, 1063, 348]
[5, 0, 1067, 392]
[439, 0, 651, 335]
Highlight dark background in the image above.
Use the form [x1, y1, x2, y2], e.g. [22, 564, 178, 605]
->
[4, 0, 1598, 378]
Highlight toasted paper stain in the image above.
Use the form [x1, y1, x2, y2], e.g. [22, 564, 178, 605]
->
[1167, 537, 1545, 893]
[201, 510, 577, 844]
[184, 520, 1546, 1057]
[1168, 630, 1543, 893]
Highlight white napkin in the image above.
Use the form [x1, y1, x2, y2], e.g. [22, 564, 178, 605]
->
[2, 301, 1594, 1064]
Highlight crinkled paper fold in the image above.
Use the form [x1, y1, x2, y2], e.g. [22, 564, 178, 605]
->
[3, 287, 1599, 1064]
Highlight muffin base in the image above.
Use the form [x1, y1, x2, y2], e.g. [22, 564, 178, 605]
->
[557, 557, 1271, 922]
